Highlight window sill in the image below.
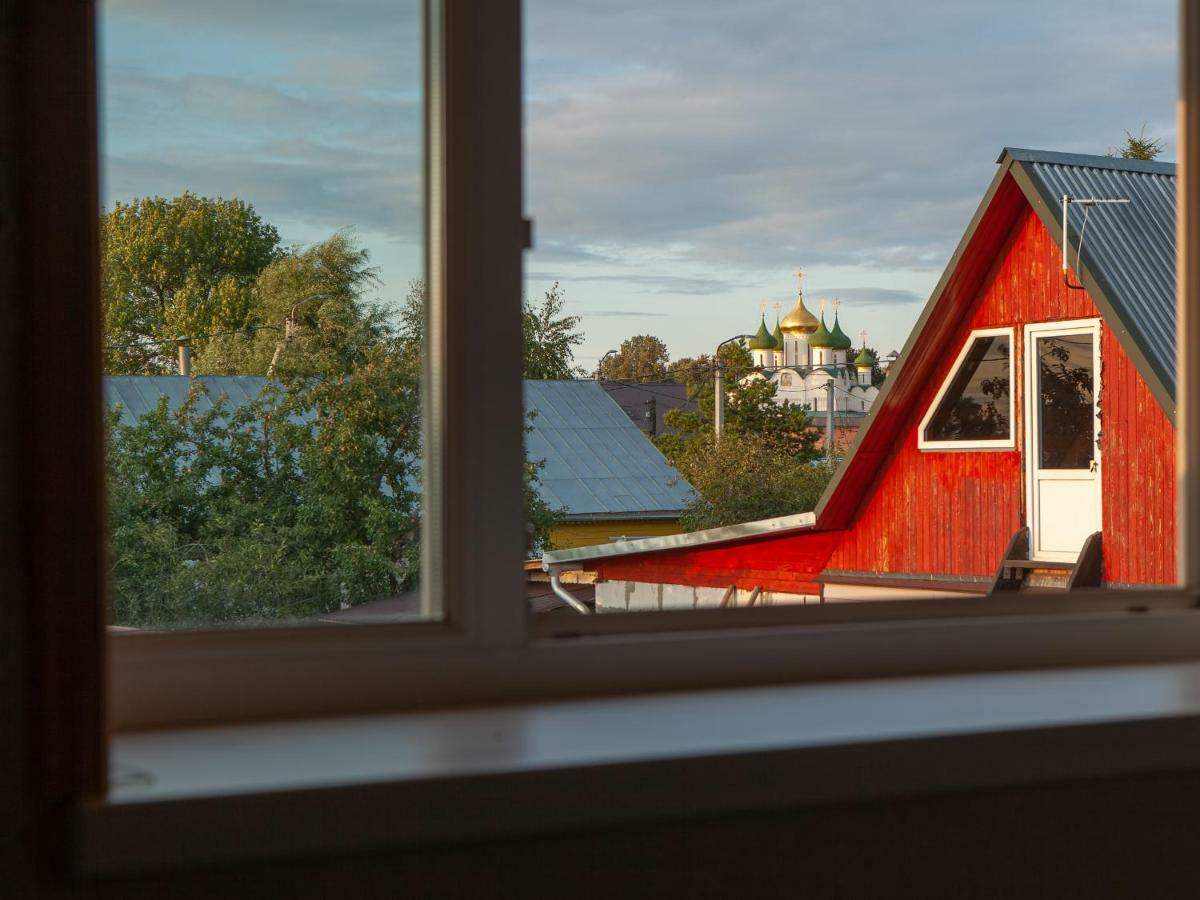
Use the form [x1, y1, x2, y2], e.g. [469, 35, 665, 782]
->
[81, 659, 1200, 875]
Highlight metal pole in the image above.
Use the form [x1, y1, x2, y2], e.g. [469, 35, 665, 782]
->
[826, 380, 835, 464]
[712, 333, 753, 441]
[176, 337, 191, 377]
[714, 361, 725, 440]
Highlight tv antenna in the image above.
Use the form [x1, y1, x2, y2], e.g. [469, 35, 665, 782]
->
[1061, 194, 1130, 291]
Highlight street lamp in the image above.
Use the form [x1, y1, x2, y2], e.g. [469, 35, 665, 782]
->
[595, 348, 618, 381]
[713, 333, 753, 439]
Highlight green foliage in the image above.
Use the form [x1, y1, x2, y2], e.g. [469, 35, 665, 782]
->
[195, 232, 384, 377]
[102, 193, 281, 374]
[106, 219, 575, 627]
[523, 283, 587, 379]
[1114, 125, 1165, 161]
[669, 433, 834, 532]
[598, 334, 671, 381]
[107, 374, 421, 628]
[656, 351, 824, 530]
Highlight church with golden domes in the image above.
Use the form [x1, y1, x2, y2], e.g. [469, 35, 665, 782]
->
[742, 272, 881, 414]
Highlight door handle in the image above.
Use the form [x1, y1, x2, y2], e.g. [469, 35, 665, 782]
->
[1089, 459, 1098, 473]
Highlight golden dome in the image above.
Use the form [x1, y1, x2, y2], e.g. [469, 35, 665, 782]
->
[780, 271, 819, 334]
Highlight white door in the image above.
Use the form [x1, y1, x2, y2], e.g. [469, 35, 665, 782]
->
[1024, 319, 1102, 562]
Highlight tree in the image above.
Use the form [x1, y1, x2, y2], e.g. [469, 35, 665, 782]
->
[669, 433, 834, 531]
[1113, 125, 1166, 161]
[523, 283, 587, 379]
[102, 193, 281, 373]
[107, 229, 567, 628]
[598, 334, 670, 382]
[194, 231, 383, 378]
[655, 349, 826, 530]
[399, 279, 586, 381]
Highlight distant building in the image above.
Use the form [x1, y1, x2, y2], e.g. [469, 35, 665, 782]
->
[742, 273, 880, 414]
[599, 380, 697, 438]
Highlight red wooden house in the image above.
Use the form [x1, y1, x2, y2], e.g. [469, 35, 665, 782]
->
[544, 149, 1178, 609]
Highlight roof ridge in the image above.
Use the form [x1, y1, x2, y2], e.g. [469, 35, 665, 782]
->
[999, 147, 1175, 176]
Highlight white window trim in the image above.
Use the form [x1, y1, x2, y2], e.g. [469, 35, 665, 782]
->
[918, 326, 1016, 451]
[1022, 318, 1103, 562]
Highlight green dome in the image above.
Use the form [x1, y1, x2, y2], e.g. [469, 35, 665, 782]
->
[772, 319, 785, 348]
[854, 346, 877, 368]
[829, 311, 853, 350]
[808, 313, 834, 348]
[748, 315, 778, 351]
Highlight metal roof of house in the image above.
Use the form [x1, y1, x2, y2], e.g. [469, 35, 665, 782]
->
[105, 376, 269, 426]
[599, 380, 697, 437]
[1005, 148, 1177, 404]
[105, 376, 694, 522]
[525, 379, 694, 520]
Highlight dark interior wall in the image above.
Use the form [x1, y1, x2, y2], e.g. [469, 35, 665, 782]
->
[37, 768, 1195, 899]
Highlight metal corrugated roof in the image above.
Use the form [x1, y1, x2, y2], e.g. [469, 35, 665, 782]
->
[1004, 148, 1177, 403]
[104, 376, 694, 520]
[524, 379, 694, 519]
[104, 376, 270, 426]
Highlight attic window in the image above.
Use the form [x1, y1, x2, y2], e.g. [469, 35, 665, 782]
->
[919, 327, 1014, 450]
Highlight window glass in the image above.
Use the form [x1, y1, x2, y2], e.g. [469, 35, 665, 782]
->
[1036, 334, 1096, 469]
[923, 335, 1011, 443]
[99, 1, 428, 629]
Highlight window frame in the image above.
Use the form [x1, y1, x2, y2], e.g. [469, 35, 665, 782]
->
[918, 326, 1016, 451]
[30, 0, 1194, 737]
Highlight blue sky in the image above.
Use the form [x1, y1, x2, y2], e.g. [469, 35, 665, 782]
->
[100, 0, 1177, 369]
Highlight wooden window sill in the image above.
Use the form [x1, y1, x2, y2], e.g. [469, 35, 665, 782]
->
[80, 659, 1200, 875]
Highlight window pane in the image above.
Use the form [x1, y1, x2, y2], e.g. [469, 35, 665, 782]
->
[1036, 335, 1095, 469]
[99, 1, 428, 629]
[923, 335, 1011, 442]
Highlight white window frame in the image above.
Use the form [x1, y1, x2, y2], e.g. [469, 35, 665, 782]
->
[918, 326, 1016, 451]
[103, 1, 1200, 735]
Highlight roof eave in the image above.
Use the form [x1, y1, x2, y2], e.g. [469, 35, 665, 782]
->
[543, 511, 818, 569]
[811, 154, 1025, 528]
[1005, 158, 1176, 424]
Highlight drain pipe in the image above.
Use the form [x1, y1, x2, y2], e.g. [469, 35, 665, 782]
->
[546, 564, 591, 614]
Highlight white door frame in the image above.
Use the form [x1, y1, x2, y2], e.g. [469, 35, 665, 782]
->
[1023, 318, 1102, 562]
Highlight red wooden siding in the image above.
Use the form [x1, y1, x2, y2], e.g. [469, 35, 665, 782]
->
[828, 206, 1175, 584]
[595, 530, 843, 594]
[1100, 326, 1176, 584]
[594, 192, 1176, 591]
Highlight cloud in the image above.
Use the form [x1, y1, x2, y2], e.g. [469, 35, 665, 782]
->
[582, 310, 669, 318]
[820, 287, 926, 307]
[529, 272, 739, 295]
[524, 0, 1176, 274]
[99, 0, 1178, 355]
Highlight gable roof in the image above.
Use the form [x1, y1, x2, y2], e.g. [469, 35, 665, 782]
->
[543, 148, 1179, 567]
[816, 148, 1177, 531]
[105, 375, 694, 523]
[524, 380, 694, 520]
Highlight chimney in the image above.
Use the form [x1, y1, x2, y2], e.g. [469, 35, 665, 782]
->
[176, 337, 192, 377]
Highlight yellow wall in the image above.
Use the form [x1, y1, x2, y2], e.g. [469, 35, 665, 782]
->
[550, 519, 681, 550]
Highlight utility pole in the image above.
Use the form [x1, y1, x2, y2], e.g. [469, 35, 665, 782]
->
[713, 332, 753, 441]
[826, 380, 835, 464]
[643, 395, 657, 438]
[714, 360, 724, 439]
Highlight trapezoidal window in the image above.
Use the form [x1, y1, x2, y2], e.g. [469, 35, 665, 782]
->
[918, 327, 1014, 450]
